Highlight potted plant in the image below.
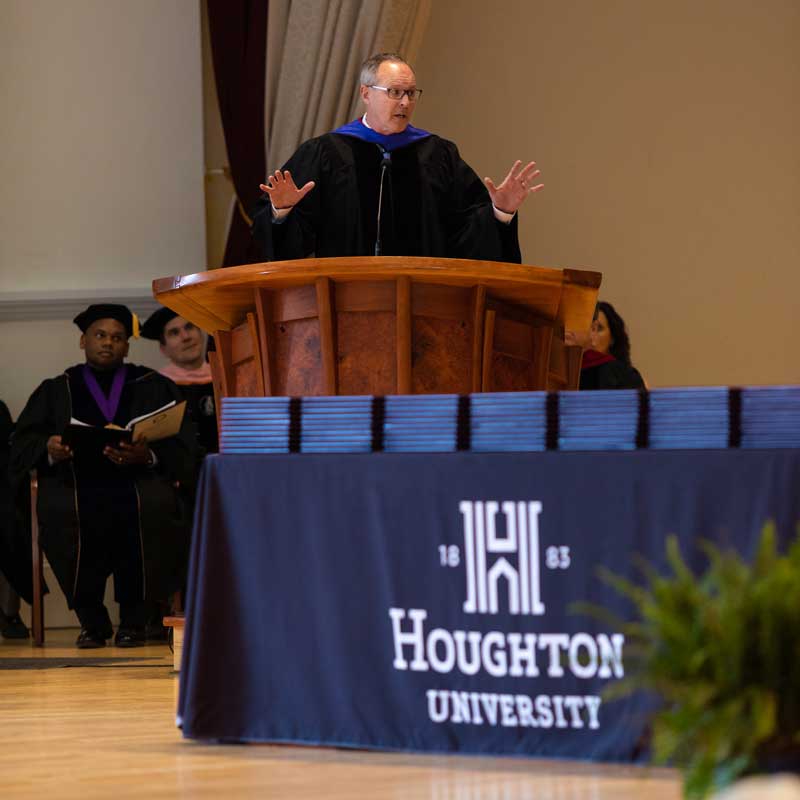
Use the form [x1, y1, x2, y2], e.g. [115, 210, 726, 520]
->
[579, 522, 800, 799]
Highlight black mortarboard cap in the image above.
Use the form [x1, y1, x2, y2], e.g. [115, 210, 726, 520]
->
[73, 304, 136, 338]
[140, 306, 181, 341]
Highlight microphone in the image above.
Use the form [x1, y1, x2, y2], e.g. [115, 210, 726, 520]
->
[374, 148, 392, 256]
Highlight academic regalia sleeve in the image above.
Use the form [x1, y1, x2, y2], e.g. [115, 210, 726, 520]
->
[0, 400, 30, 601]
[8, 379, 62, 495]
[0, 402, 12, 499]
[0, 400, 11, 448]
[0, 400, 14, 504]
[251, 137, 326, 262]
[426, 139, 522, 264]
[627, 366, 646, 390]
[251, 194, 276, 261]
[5, 382, 66, 604]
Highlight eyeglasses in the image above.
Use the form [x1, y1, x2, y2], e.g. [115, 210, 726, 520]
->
[368, 85, 423, 102]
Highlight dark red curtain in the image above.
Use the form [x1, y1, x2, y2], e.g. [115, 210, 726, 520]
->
[206, 0, 269, 267]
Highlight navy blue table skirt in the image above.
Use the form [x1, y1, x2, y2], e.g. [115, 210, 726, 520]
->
[178, 450, 800, 761]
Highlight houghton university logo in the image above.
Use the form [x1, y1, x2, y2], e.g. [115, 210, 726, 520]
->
[460, 501, 545, 616]
[389, 500, 622, 733]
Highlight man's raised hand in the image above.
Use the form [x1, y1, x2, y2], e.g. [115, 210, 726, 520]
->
[484, 160, 543, 215]
[259, 170, 315, 211]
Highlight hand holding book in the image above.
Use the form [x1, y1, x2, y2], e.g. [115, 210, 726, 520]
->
[59, 401, 186, 462]
[104, 437, 154, 467]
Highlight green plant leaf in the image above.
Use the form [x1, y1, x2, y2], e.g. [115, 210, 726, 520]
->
[572, 520, 800, 797]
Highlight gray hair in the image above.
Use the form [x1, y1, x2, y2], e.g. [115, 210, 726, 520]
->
[359, 53, 413, 86]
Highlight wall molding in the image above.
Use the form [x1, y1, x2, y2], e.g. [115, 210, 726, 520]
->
[0, 288, 163, 323]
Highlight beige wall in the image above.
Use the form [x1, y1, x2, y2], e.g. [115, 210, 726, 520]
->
[414, 0, 799, 387]
[0, 0, 205, 418]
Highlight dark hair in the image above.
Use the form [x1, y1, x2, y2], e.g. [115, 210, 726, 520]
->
[595, 301, 633, 366]
[359, 53, 412, 86]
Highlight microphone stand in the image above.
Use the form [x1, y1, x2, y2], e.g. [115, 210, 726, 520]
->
[374, 149, 392, 256]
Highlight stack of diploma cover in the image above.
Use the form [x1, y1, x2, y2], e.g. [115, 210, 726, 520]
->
[648, 387, 730, 449]
[218, 387, 800, 454]
[216, 397, 292, 454]
[383, 395, 459, 452]
[558, 390, 639, 451]
[470, 392, 548, 452]
[740, 385, 800, 448]
[299, 396, 374, 452]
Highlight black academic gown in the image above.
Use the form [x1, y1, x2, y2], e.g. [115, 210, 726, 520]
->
[177, 383, 218, 454]
[252, 133, 521, 264]
[579, 360, 645, 390]
[9, 364, 199, 608]
[0, 401, 29, 599]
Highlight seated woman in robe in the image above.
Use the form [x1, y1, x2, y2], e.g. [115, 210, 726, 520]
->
[569, 301, 645, 390]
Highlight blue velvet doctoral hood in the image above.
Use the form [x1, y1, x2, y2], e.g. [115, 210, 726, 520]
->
[332, 118, 432, 152]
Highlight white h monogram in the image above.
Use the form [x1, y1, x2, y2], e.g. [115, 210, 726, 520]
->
[460, 501, 545, 615]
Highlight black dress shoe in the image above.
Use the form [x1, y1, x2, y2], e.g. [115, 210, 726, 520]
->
[1, 613, 30, 640]
[76, 628, 107, 649]
[115, 626, 146, 648]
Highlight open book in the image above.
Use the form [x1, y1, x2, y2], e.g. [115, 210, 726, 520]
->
[61, 400, 186, 454]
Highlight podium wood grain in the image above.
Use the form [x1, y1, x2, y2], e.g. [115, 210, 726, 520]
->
[153, 257, 601, 406]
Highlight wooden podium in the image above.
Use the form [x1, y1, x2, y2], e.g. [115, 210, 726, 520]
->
[152, 257, 600, 404]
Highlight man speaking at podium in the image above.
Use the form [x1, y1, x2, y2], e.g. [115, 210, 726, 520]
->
[252, 53, 543, 264]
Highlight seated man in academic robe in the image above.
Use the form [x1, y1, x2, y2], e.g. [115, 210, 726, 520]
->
[9, 304, 200, 649]
[252, 52, 543, 264]
[141, 307, 218, 454]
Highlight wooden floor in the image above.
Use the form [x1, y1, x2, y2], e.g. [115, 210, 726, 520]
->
[0, 629, 681, 800]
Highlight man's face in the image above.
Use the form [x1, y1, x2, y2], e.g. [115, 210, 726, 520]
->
[160, 316, 204, 368]
[80, 318, 129, 370]
[360, 60, 418, 135]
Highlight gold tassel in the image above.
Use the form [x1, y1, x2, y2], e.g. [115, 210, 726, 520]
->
[132, 313, 140, 339]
